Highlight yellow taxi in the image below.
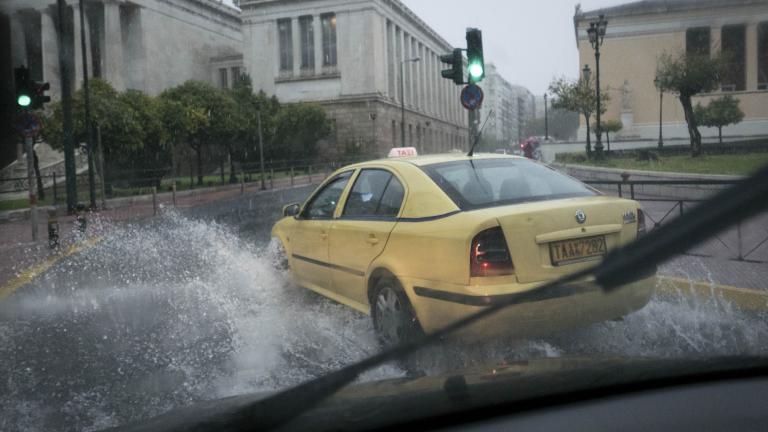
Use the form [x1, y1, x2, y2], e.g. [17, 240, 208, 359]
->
[272, 151, 656, 346]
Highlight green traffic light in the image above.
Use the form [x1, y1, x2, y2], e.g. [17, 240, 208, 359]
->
[17, 94, 32, 107]
[468, 62, 484, 80]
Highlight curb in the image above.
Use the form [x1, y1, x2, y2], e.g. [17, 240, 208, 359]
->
[657, 276, 768, 311]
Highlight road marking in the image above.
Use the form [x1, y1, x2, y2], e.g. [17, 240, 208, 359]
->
[0, 236, 104, 301]
[657, 275, 768, 311]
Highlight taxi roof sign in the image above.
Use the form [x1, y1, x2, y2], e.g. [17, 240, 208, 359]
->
[388, 147, 418, 158]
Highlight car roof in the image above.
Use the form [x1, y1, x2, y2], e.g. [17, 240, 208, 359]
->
[346, 152, 526, 169]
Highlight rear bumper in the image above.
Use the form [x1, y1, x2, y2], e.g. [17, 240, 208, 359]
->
[401, 270, 657, 340]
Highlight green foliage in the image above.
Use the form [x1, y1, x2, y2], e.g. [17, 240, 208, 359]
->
[600, 119, 623, 134]
[549, 76, 609, 156]
[274, 103, 332, 161]
[656, 51, 724, 156]
[694, 95, 744, 132]
[548, 76, 609, 119]
[39, 75, 333, 187]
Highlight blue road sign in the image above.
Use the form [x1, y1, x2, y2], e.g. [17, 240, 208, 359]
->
[16, 112, 42, 138]
[461, 84, 484, 110]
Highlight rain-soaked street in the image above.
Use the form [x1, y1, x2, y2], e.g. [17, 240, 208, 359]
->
[2, 186, 768, 432]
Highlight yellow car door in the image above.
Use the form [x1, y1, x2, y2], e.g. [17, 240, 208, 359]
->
[290, 171, 353, 292]
[329, 169, 406, 309]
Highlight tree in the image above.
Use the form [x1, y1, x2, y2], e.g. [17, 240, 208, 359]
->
[41, 79, 146, 186]
[274, 103, 332, 162]
[655, 51, 724, 156]
[594, 119, 623, 154]
[119, 90, 171, 186]
[548, 76, 609, 157]
[694, 95, 744, 145]
[160, 81, 236, 186]
[229, 74, 281, 180]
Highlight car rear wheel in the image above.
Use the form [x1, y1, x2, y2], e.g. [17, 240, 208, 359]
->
[371, 279, 423, 347]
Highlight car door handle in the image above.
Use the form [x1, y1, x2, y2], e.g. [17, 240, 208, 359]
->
[321, 231, 328, 240]
[366, 235, 379, 245]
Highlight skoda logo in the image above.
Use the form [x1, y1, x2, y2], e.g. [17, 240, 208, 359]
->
[575, 210, 587, 224]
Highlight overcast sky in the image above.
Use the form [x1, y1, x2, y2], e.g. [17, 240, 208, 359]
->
[401, 0, 628, 95]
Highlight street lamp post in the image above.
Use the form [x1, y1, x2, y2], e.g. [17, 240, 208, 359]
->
[582, 64, 592, 156]
[654, 76, 664, 149]
[544, 93, 549, 140]
[400, 57, 420, 147]
[587, 14, 608, 159]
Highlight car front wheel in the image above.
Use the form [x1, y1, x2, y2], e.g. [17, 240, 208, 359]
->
[371, 279, 423, 347]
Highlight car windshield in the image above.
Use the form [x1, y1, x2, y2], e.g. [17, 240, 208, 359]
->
[422, 158, 597, 210]
[2, 0, 768, 431]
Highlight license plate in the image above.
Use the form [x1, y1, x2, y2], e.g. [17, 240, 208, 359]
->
[549, 236, 606, 266]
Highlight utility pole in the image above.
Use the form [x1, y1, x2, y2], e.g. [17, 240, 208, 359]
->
[258, 111, 266, 190]
[544, 93, 549, 140]
[24, 135, 38, 241]
[79, 0, 96, 208]
[57, 0, 77, 213]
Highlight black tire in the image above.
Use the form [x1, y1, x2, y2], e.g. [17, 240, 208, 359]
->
[371, 278, 423, 347]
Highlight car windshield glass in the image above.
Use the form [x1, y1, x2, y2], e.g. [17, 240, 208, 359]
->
[422, 158, 597, 210]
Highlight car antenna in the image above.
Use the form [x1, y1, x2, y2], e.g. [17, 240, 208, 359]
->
[467, 109, 494, 157]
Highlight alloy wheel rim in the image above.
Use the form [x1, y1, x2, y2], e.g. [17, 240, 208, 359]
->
[375, 286, 406, 344]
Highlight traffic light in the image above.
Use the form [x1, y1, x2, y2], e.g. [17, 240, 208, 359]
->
[466, 28, 485, 83]
[14, 66, 51, 110]
[440, 48, 464, 85]
[14, 66, 33, 109]
[32, 81, 51, 109]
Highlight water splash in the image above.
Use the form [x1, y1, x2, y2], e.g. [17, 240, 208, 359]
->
[1, 211, 766, 431]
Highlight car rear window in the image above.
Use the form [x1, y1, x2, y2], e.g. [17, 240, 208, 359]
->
[421, 158, 598, 210]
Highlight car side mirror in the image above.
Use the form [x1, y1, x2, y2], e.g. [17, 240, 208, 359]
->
[283, 203, 301, 218]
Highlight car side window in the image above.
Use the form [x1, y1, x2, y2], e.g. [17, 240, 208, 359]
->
[343, 169, 404, 218]
[302, 172, 352, 220]
[377, 176, 405, 217]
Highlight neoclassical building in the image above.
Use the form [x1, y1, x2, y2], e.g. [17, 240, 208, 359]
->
[574, 0, 768, 141]
[2, 0, 473, 165]
[240, 0, 469, 156]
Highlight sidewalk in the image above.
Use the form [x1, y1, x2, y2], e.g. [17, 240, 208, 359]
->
[0, 174, 321, 288]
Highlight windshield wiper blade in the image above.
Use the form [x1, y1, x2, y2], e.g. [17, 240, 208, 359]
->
[117, 164, 768, 432]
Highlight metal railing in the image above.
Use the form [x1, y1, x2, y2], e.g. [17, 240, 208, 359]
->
[585, 179, 767, 263]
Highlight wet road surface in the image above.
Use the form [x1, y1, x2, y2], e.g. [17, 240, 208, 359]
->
[2, 185, 767, 431]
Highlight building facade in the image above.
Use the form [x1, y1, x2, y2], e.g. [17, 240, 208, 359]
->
[574, 0, 768, 141]
[4, 0, 242, 98]
[240, 0, 468, 157]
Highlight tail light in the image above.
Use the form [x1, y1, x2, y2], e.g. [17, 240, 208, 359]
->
[470, 227, 515, 277]
[637, 208, 647, 236]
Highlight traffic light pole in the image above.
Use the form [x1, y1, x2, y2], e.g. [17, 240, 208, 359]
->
[57, 0, 77, 213]
[79, 0, 96, 209]
[24, 135, 38, 241]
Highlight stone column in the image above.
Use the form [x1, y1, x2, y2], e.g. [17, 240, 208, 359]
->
[40, 6, 61, 100]
[291, 16, 300, 76]
[10, 13, 27, 68]
[313, 14, 322, 75]
[103, 0, 125, 90]
[71, 1, 93, 90]
[746, 22, 758, 91]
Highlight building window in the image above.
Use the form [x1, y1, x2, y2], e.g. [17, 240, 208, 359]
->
[231, 66, 240, 84]
[759, 22, 768, 90]
[321, 13, 337, 68]
[686, 27, 710, 57]
[392, 120, 397, 146]
[278, 18, 293, 72]
[721, 24, 746, 91]
[219, 68, 228, 89]
[299, 15, 314, 72]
